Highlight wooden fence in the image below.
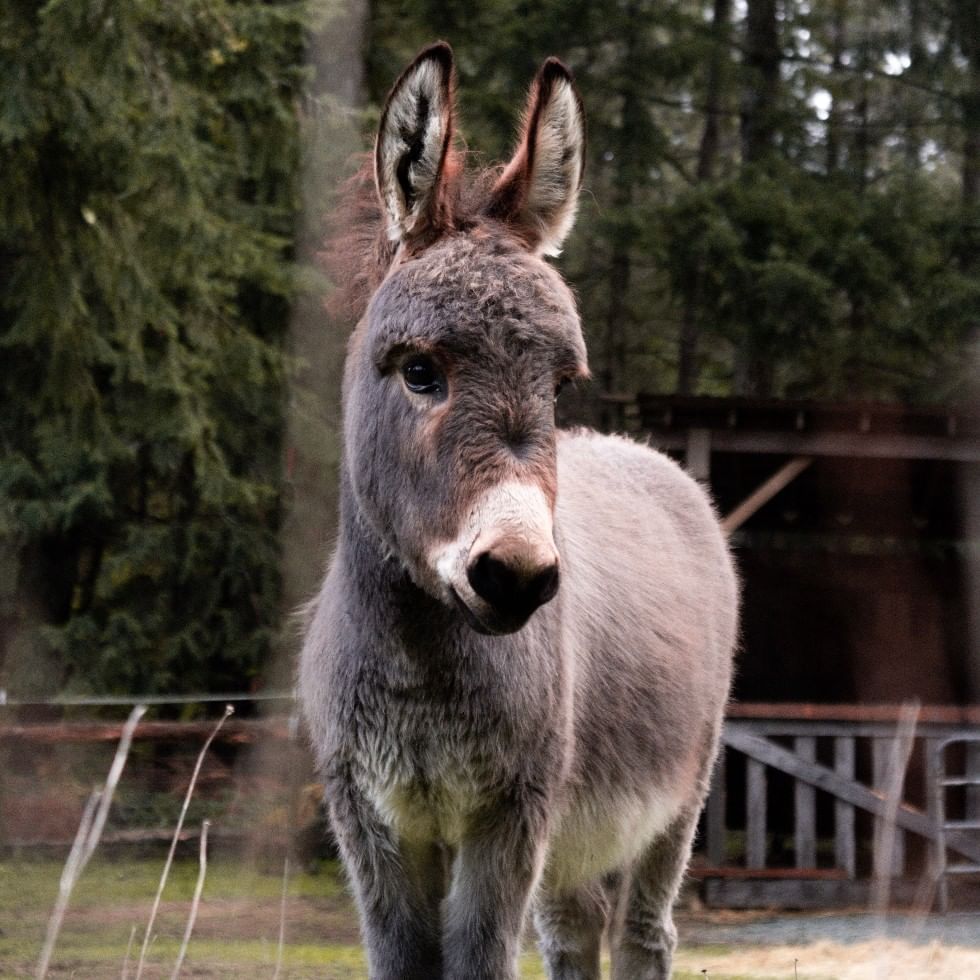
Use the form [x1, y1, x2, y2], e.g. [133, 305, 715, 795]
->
[3, 702, 980, 909]
[699, 704, 980, 909]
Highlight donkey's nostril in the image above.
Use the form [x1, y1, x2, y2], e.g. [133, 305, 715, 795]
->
[466, 550, 560, 623]
[530, 563, 560, 606]
[467, 552, 515, 610]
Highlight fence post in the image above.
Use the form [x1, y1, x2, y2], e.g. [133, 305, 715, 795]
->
[872, 737, 905, 878]
[925, 737, 942, 907]
[794, 737, 817, 868]
[746, 758, 767, 870]
[706, 748, 727, 867]
[834, 736, 856, 878]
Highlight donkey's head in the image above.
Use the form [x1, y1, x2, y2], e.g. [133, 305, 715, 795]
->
[342, 42, 588, 635]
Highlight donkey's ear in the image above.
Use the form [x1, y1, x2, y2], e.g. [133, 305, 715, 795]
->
[487, 58, 586, 256]
[375, 42, 457, 245]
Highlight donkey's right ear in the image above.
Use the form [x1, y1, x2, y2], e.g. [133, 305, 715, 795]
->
[375, 42, 457, 245]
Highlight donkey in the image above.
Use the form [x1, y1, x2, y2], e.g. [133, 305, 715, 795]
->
[299, 42, 737, 980]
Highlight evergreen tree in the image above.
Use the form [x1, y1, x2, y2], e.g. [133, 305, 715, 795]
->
[362, 0, 977, 404]
[0, 0, 309, 698]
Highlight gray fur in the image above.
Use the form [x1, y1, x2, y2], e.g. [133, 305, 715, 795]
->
[300, 44, 737, 980]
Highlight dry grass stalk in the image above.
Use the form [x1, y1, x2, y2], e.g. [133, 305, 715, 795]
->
[871, 699, 920, 915]
[169, 820, 210, 980]
[35, 788, 100, 980]
[272, 854, 290, 980]
[135, 704, 233, 980]
[121, 924, 136, 979]
[36, 704, 147, 980]
[871, 699, 920, 980]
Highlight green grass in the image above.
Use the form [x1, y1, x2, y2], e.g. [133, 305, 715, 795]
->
[0, 854, 335, 913]
[0, 856, 785, 978]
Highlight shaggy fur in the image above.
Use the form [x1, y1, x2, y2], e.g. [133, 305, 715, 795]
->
[300, 43, 738, 980]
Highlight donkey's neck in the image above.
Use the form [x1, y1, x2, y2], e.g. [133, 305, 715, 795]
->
[337, 466, 458, 653]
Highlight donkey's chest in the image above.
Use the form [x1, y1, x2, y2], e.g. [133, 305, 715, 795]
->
[357, 734, 493, 845]
[347, 685, 505, 843]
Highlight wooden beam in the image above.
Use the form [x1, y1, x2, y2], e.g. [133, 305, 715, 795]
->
[724, 727, 980, 865]
[722, 456, 812, 533]
[702, 877, 923, 909]
[691, 867, 847, 880]
[0, 719, 291, 744]
[647, 429, 980, 462]
[727, 703, 980, 725]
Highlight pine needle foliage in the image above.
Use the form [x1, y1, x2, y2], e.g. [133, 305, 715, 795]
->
[0, 0, 310, 697]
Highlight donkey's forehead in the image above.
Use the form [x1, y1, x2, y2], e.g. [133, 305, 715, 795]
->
[367, 235, 587, 366]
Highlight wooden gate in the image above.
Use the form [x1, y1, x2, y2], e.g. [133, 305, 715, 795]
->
[697, 704, 980, 909]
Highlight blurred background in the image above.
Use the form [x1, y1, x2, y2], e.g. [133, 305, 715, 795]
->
[1, 0, 979, 975]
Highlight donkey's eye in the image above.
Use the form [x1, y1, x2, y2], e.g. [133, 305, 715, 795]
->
[554, 378, 570, 402]
[401, 355, 444, 396]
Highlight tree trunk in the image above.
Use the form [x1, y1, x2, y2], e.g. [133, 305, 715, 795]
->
[600, 3, 644, 398]
[697, 0, 732, 183]
[736, 0, 781, 396]
[852, 2, 872, 190]
[602, 236, 631, 398]
[964, 94, 980, 209]
[957, 3, 980, 208]
[825, 0, 847, 175]
[905, 0, 924, 169]
[677, 0, 732, 394]
[741, 0, 781, 165]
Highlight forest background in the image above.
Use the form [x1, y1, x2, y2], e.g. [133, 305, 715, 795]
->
[1, 0, 977, 701]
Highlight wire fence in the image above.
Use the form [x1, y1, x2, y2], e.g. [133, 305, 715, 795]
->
[0, 689, 296, 708]
[0, 688, 319, 857]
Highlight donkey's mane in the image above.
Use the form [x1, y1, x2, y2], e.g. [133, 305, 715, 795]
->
[324, 153, 507, 322]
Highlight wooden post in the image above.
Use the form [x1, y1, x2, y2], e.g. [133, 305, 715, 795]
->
[968, 743, 980, 822]
[925, 738, 942, 905]
[872, 738, 905, 878]
[706, 749, 727, 867]
[834, 736, 856, 878]
[746, 758, 767, 869]
[794, 737, 817, 869]
[933, 741, 949, 914]
[686, 427, 712, 481]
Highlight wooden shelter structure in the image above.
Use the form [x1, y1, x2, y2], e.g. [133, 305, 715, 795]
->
[596, 393, 980, 908]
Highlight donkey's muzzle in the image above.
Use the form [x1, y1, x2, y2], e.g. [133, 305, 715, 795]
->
[466, 544, 560, 632]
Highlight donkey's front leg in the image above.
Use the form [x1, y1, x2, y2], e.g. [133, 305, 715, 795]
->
[326, 772, 442, 980]
[443, 795, 550, 980]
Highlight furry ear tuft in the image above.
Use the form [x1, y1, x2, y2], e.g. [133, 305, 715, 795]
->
[375, 42, 457, 245]
[487, 58, 586, 256]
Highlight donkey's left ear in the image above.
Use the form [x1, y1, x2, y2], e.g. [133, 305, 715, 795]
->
[376, 42, 458, 245]
[487, 58, 586, 256]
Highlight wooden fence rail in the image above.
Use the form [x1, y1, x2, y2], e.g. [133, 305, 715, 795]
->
[0, 718, 292, 744]
[702, 708, 980, 909]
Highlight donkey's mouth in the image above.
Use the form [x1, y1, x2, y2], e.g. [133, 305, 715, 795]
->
[449, 586, 539, 636]
[449, 587, 496, 635]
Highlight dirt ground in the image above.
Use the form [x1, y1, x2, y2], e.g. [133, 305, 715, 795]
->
[674, 906, 980, 978]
